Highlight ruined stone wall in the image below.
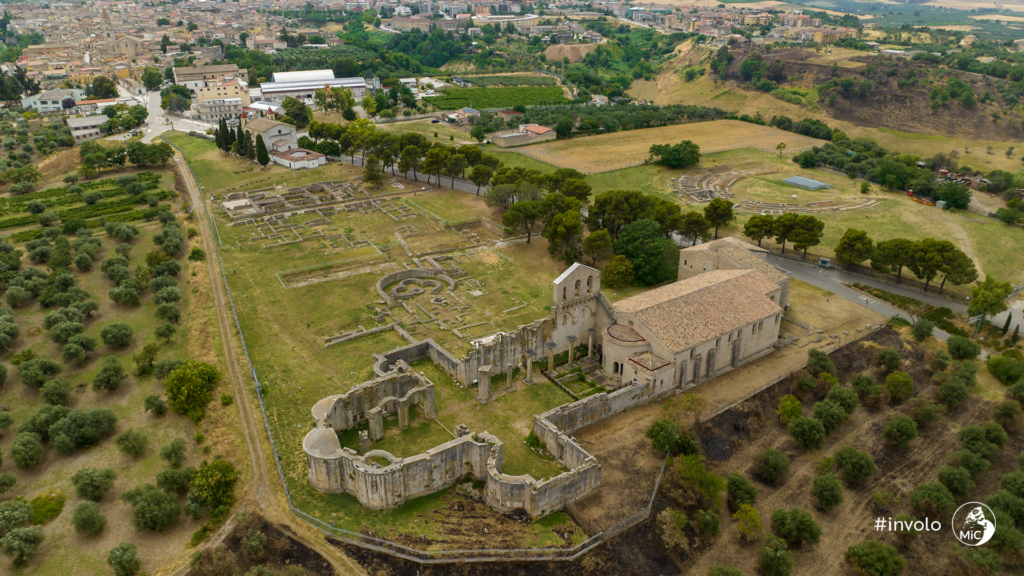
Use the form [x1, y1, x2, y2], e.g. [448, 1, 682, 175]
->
[375, 268, 457, 307]
[312, 362, 435, 434]
[305, 427, 600, 518]
[372, 339, 462, 383]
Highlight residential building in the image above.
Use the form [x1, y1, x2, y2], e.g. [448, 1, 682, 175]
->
[195, 97, 243, 121]
[66, 114, 107, 143]
[21, 88, 86, 113]
[173, 64, 249, 91]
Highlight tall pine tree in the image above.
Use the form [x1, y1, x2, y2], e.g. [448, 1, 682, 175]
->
[255, 134, 270, 168]
[243, 131, 255, 160]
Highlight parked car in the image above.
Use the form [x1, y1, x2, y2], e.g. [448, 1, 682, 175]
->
[431, 119, 440, 124]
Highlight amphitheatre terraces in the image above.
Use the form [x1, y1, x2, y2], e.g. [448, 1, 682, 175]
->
[674, 171, 882, 215]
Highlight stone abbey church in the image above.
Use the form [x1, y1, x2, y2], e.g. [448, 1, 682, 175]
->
[594, 236, 790, 392]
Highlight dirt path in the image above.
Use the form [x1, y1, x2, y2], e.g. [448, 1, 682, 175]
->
[169, 151, 366, 576]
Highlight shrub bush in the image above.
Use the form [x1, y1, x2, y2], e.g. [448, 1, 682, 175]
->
[835, 446, 876, 485]
[0, 525, 45, 566]
[100, 322, 134, 347]
[937, 466, 974, 498]
[115, 428, 149, 459]
[938, 379, 969, 406]
[732, 504, 762, 541]
[949, 450, 990, 479]
[825, 386, 859, 415]
[108, 542, 141, 576]
[758, 448, 790, 485]
[910, 482, 956, 517]
[10, 432, 44, 470]
[71, 501, 106, 535]
[770, 507, 822, 547]
[813, 400, 847, 433]
[121, 484, 180, 532]
[71, 467, 116, 501]
[39, 378, 72, 406]
[788, 417, 826, 450]
[947, 335, 981, 360]
[844, 540, 905, 576]
[884, 371, 914, 402]
[912, 319, 934, 341]
[808, 349, 835, 376]
[160, 438, 188, 468]
[882, 416, 918, 447]
[93, 355, 126, 392]
[776, 395, 802, 424]
[877, 348, 901, 371]
[693, 509, 720, 538]
[145, 395, 168, 416]
[932, 350, 951, 371]
[727, 472, 758, 509]
[759, 535, 793, 576]
[812, 474, 844, 510]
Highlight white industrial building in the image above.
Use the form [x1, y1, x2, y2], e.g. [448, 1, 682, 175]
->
[254, 70, 381, 105]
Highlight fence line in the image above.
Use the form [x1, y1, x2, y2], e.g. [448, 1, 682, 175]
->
[164, 135, 678, 563]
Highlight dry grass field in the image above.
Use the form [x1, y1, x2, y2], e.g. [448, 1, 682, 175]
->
[519, 120, 822, 174]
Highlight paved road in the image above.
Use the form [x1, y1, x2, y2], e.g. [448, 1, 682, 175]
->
[767, 254, 954, 344]
[768, 254, 1022, 339]
[113, 88, 212, 144]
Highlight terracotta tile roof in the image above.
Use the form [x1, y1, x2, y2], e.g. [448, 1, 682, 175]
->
[629, 352, 671, 372]
[614, 269, 781, 353]
[244, 118, 291, 133]
[717, 243, 789, 284]
[524, 124, 553, 135]
[683, 237, 788, 284]
[606, 324, 646, 343]
[269, 148, 324, 162]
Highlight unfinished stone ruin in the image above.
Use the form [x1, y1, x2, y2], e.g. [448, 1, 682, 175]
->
[304, 247, 796, 518]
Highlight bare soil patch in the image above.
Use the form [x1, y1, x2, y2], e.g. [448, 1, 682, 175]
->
[544, 44, 597, 63]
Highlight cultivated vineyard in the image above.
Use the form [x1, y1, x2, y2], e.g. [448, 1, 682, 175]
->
[430, 86, 570, 110]
[463, 75, 558, 87]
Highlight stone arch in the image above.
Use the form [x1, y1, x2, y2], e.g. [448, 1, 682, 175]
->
[574, 279, 580, 297]
[586, 275, 593, 293]
[562, 286, 567, 301]
[613, 361, 619, 374]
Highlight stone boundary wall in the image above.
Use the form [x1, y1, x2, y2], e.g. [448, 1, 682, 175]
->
[376, 268, 457, 307]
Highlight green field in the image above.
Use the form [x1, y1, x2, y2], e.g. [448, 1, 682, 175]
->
[429, 86, 570, 110]
[162, 132, 358, 192]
